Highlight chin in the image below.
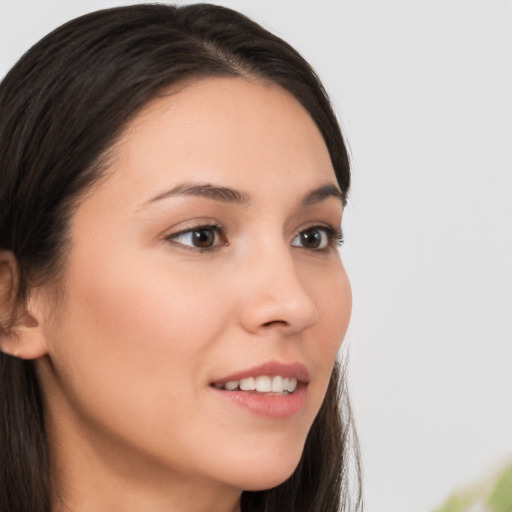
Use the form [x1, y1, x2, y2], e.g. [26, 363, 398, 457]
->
[220, 445, 304, 492]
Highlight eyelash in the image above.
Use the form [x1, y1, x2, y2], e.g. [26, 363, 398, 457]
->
[165, 224, 228, 253]
[292, 225, 344, 251]
[165, 223, 344, 252]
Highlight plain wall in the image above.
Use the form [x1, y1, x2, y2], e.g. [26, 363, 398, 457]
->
[1, 1, 511, 511]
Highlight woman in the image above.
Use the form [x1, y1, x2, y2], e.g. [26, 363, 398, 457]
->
[0, 4, 361, 512]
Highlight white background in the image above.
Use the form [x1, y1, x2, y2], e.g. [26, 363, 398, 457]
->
[1, 1, 511, 511]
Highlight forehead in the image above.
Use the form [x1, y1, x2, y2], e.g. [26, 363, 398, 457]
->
[99, 77, 336, 206]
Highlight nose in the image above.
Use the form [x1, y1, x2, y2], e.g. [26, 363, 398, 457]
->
[237, 246, 319, 336]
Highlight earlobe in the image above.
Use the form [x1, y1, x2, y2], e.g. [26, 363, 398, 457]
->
[2, 327, 48, 360]
[0, 251, 49, 360]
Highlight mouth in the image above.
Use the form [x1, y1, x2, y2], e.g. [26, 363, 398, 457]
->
[211, 375, 298, 395]
[209, 361, 309, 418]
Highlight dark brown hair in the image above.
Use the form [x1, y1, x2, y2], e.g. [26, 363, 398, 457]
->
[0, 4, 361, 511]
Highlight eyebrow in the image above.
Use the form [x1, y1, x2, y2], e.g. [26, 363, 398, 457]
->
[144, 183, 251, 206]
[300, 183, 344, 207]
[142, 181, 344, 209]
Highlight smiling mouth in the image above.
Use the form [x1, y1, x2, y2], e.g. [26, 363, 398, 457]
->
[211, 375, 298, 395]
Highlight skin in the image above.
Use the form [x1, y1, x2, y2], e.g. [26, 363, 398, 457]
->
[17, 77, 351, 512]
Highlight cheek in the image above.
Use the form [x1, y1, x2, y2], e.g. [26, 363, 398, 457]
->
[307, 260, 351, 355]
[67, 246, 227, 350]
[47, 253, 228, 424]
[299, 260, 351, 411]
[325, 269, 351, 352]
[42, 254, 242, 479]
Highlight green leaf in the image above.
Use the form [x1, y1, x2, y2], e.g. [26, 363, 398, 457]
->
[486, 466, 512, 512]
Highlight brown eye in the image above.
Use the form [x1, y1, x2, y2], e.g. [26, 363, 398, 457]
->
[291, 226, 337, 251]
[166, 225, 226, 250]
[191, 229, 216, 248]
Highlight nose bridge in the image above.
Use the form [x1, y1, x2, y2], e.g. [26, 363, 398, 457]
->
[238, 236, 319, 334]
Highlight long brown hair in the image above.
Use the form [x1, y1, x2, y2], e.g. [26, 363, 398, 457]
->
[0, 4, 362, 511]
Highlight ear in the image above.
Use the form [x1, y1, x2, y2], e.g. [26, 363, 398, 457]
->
[0, 251, 49, 360]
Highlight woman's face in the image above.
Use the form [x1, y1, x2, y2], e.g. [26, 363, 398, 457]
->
[36, 78, 351, 498]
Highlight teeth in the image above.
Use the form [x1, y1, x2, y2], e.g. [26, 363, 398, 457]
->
[287, 378, 297, 392]
[224, 381, 239, 391]
[271, 376, 284, 392]
[239, 377, 255, 391]
[215, 376, 298, 394]
[255, 376, 272, 392]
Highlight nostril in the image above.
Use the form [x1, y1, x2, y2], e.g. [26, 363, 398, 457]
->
[262, 320, 288, 328]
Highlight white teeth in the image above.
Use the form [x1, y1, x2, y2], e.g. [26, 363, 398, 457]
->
[287, 378, 297, 393]
[216, 375, 299, 393]
[271, 376, 284, 393]
[255, 376, 272, 392]
[239, 377, 256, 391]
[224, 381, 239, 391]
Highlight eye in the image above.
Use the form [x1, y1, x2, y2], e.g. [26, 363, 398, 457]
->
[291, 226, 343, 251]
[165, 225, 227, 251]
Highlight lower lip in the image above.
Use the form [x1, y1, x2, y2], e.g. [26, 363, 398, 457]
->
[211, 383, 307, 419]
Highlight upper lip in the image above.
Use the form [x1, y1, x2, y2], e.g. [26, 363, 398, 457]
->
[210, 360, 310, 385]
